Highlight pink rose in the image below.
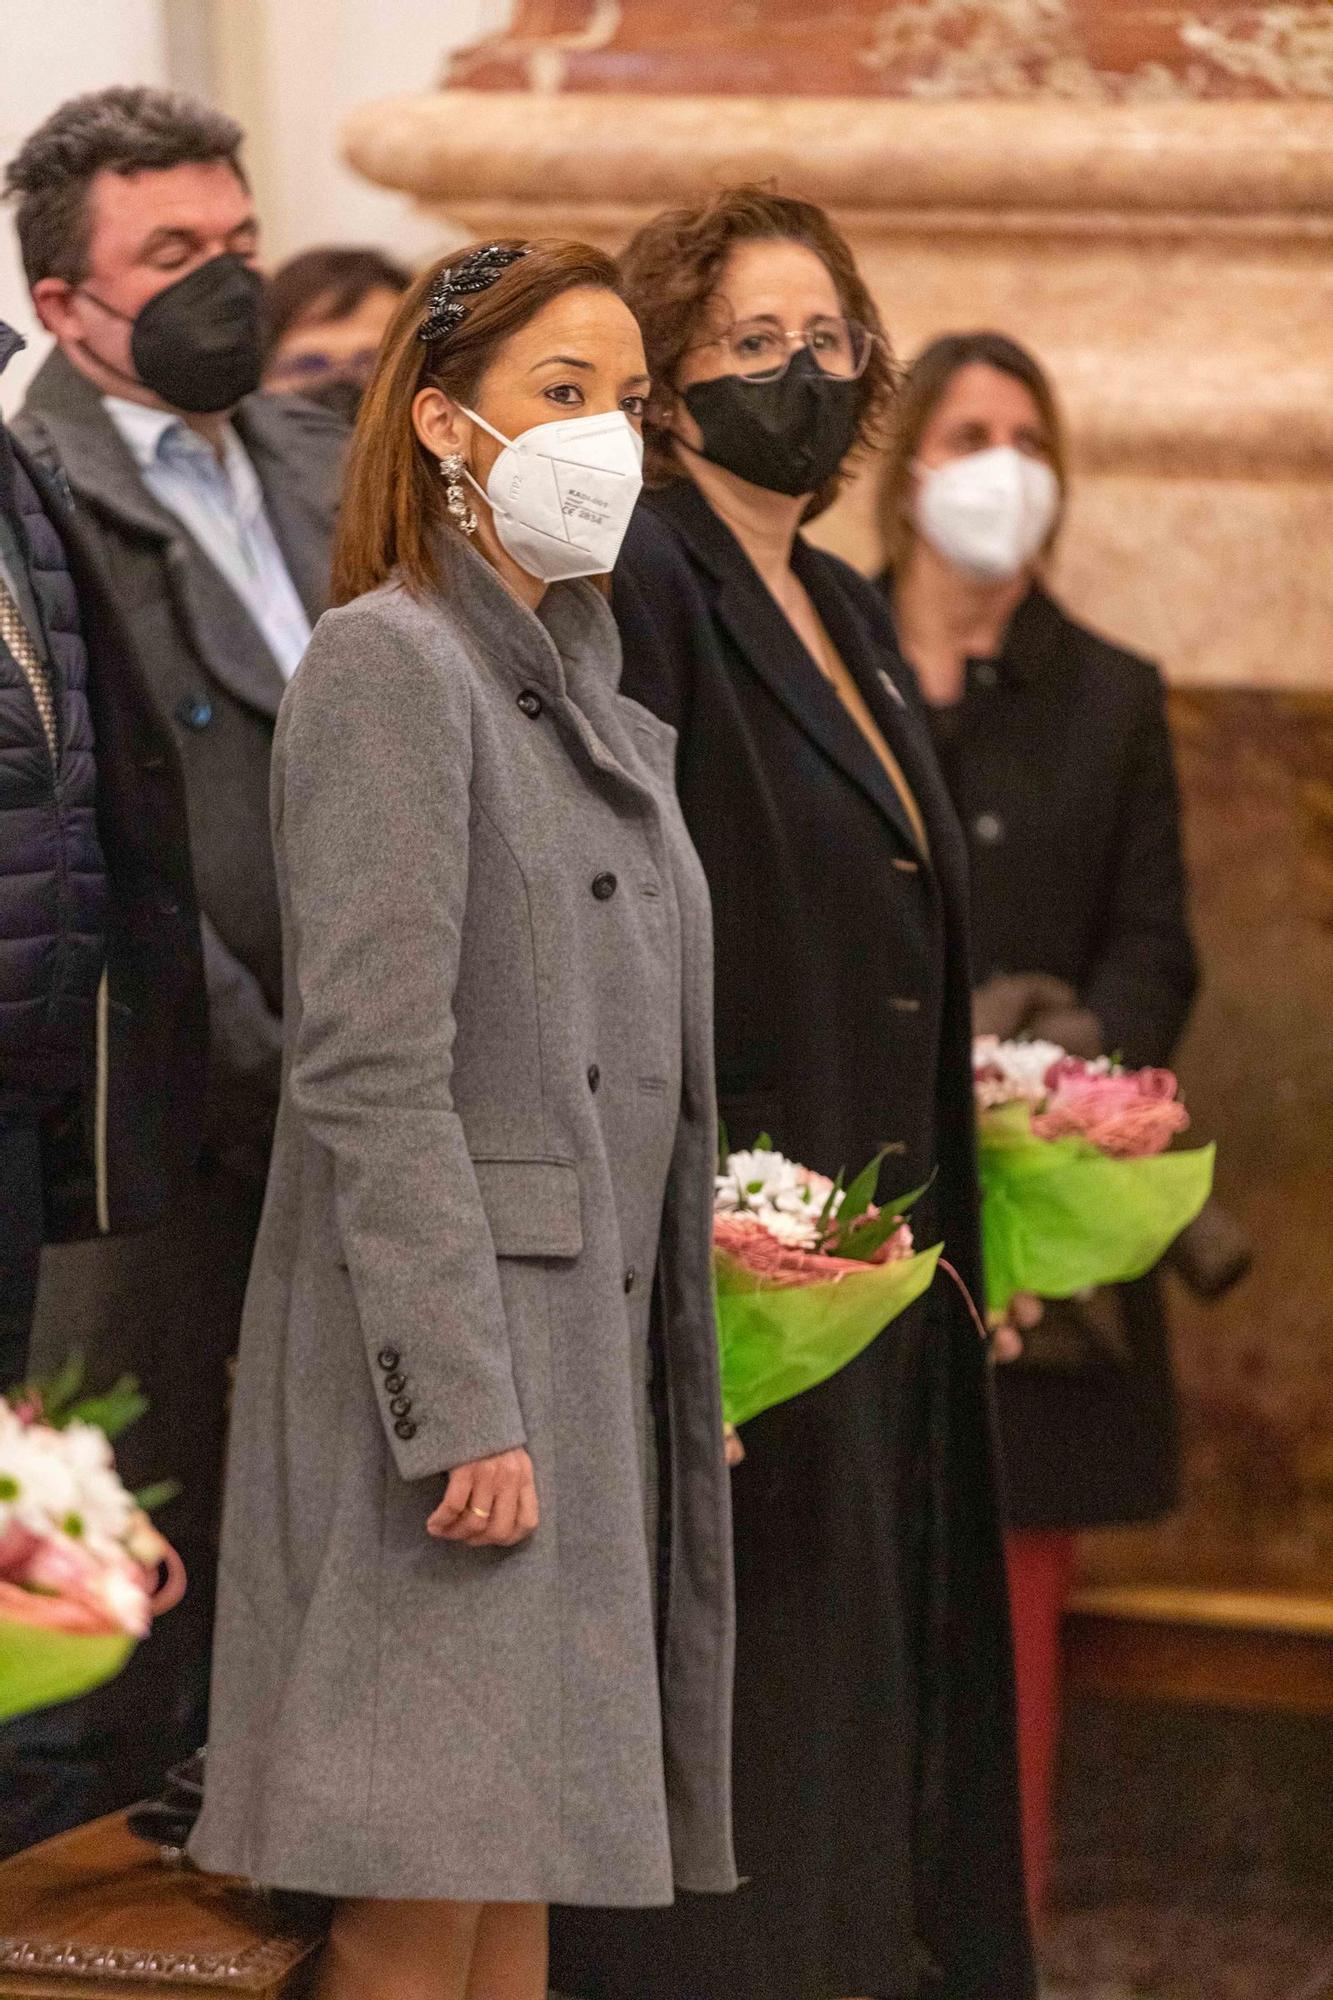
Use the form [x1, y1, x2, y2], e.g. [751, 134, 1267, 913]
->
[1033, 1061, 1190, 1158]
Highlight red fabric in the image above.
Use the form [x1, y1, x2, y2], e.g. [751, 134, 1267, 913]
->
[1005, 1529, 1079, 1924]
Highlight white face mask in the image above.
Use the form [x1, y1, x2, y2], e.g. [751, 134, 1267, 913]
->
[913, 444, 1060, 583]
[463, 406, 644, 583]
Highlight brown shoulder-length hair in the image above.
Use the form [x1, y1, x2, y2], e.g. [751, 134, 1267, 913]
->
[618, 184, 897, 520]
[332, 237, 625, 605]
[880, 330, 1069, 569]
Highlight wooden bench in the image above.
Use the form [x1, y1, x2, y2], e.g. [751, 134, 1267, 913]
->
[0, 1814, 325, 1998]
[1066, 1584, 1333, 1714]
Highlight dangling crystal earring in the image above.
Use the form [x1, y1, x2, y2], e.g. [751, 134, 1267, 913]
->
[440, 453, 478, 536]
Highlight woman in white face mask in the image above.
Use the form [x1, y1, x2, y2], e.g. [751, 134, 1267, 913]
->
[189, 240, 739, 1999]
[880, 334, 1198, 1926]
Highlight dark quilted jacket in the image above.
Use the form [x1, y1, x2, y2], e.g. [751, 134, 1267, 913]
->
[0, 415, 107, 1080]
[0, 324, 205, 1238]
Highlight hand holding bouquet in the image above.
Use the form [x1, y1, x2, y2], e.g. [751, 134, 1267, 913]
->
[713, 1142, 942, 1427]
[0, 1362, 184, 1723]
[974, 1037, 1215, 1315]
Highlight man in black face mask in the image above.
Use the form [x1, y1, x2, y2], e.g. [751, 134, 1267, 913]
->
[1, 87, 345, 1847]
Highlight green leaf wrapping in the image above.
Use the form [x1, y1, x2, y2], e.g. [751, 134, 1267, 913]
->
[978, 1103, 1215, 1315]
[715, 1244, 942, 1428]
[0, 1620, 135, 1723]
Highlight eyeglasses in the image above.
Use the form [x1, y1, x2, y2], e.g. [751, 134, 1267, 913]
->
[695, 315, 876, 384]
[267, 348, 382, 389]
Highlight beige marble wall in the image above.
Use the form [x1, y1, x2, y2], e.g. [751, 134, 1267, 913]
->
[344, 90, 1333, 689]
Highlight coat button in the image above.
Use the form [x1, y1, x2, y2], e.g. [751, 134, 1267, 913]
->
[592, 872, 618, 901]
[377, 1348, 399, 1371]
[394, 1418, 418, 1440]
[974, 660, 999, 689]
[384, 1372, 406, 1395]
[389, 1396, 412, 1417]
[516, 689, 543, 718]
[974, 811, 1005, 846]
[889, 996, 922, 1014]
[623, 1267, 637, 1294]
[174, 693, 213, 731]
[587, 1063, 601, 1092]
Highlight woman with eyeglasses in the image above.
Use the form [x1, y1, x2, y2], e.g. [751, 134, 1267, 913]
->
[551, 188, 1033, 2000]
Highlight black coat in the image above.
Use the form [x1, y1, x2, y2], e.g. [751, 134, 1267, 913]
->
[0, 325, 204, 1239]
[552, 479, 1033, 2000]
[886, 578, 1198, 1529]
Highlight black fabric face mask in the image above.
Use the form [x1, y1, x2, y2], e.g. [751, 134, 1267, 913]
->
[82, 254, 265, 414]
[680, 347, 862, 497]
[286, 373, 365, 426]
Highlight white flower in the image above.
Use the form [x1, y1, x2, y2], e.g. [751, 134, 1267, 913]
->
[0, 1407, 84, 1533]
[0, 1405, 137, 1550]
[55, 1421, 136, 1546]
[973, 1035, 1101, 1109]
[715, 1148, 840, 1250]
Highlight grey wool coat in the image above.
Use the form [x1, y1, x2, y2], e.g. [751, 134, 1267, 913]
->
[189, 529, 736, 1906]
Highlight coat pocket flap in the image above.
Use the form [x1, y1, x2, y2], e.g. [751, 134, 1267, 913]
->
[472, 1157, 583, 1260]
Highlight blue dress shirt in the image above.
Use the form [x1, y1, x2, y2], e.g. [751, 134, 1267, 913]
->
[104, 397, 312, 680]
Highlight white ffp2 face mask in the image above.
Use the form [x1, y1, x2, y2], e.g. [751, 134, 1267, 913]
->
[463, 406, 644, 583]
[913, 445, 1060, 583]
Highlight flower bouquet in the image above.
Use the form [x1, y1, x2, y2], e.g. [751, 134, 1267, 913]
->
[0, 1360, 185, 1723]
[713, 1142, 942, 1427]
[974, 1038, 1215, 1316]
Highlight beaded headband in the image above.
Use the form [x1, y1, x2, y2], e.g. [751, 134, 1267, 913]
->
[418, 243, 529, 344]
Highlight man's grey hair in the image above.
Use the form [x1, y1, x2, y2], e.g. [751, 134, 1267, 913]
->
[3, 85, 247, 288]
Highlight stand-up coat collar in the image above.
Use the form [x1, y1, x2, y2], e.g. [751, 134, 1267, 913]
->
[422, 525, 679, 813]
[425, 516, 622, 705]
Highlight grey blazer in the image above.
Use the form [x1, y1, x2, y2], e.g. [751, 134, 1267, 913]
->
[190, 532, 737, 1905]
[15, 349, 345, 1150]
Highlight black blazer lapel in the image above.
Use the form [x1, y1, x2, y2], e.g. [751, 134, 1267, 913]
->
[648, 483, 927, 861]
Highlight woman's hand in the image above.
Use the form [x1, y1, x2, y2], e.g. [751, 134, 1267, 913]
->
[724, 1422, 745, 1469]
[427, 1448, 540, 1547]
[989, 1291, 1043, 1364]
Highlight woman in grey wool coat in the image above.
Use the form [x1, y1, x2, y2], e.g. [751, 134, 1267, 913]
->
[189, 239, 737, 2000]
